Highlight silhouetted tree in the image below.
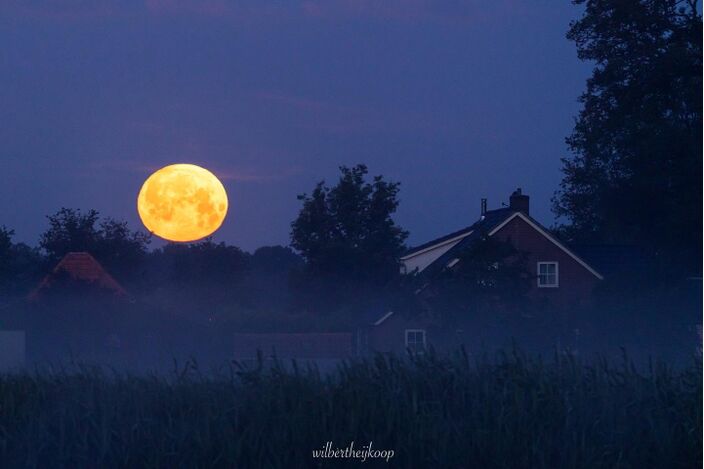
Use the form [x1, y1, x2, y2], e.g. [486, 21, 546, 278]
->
[39, 208, 150, 281]
[424, 234, 531, 326]
[0, 226, 12, 258]
[143, 239, 251, 322]
[554, 0, 702, 273]
[151, 239, 250, 288]
[94, 218, 151, 282]
[250, 246, 303, 275]
[290, 164, 408, 310]
[241, 246, 304, 311]
[40, 208, 101, 261]
[0, 226, 44, 296]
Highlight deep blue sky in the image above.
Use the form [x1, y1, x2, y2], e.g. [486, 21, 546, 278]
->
[0, 1, 589, 252]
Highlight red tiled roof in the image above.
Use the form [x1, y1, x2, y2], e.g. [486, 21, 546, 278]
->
[232, 333, 353, 359]
[28, 252, 127, 300]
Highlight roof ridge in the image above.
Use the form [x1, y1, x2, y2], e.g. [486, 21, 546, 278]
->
[403, 208, 514, 257]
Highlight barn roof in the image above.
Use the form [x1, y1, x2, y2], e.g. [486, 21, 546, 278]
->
[28, 252, 128, 300]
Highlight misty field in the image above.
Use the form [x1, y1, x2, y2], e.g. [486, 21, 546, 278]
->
[0, 350, 700, 468]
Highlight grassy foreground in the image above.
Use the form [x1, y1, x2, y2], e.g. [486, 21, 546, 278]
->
[0, 350, 700, 468]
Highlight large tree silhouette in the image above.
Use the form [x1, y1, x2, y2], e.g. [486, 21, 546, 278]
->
[554, 0, 701, 272]
[0, 226, 43, 295]
[290, 164, 408, 310]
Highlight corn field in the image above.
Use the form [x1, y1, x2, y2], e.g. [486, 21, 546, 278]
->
[0, 349, 700, 468]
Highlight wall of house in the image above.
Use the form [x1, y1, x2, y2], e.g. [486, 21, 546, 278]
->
[368, 314, 431, 355]
[492, 217, 600, 309]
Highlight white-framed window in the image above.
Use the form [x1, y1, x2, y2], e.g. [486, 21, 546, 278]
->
[405, 329, 426, 353]
[537, 262, 559, 288]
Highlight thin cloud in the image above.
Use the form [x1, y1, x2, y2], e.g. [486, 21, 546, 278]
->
[2, 0, 125, 21]
[255, 92, 332, 113]
[86, 159, 162, 174]
[2, 0, 531, 25]
[214, 166, 302, 183]
[85, 159, 300, 183]
[144, 0, 236, 17]
[256, 90, 435, 135]
[143, 0, 528, 24]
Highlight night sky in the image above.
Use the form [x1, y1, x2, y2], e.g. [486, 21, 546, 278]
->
[0, 1, 589, 251]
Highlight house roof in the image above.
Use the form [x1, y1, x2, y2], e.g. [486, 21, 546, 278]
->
[402, 208, 513, 258]
[28, 252, 128, 300]
[356, 310, 395, 327]
[403, 208, 603, 280]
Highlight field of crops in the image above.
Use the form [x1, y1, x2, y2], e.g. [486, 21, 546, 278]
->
[0, 349, 700, 468]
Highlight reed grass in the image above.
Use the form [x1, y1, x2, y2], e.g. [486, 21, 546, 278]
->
[0, 349, 700, 468]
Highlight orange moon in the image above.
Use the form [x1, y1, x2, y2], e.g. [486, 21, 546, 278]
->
[137, 164, 228, 242]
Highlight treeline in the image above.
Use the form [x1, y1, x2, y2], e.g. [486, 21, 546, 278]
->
[0, 210, 303, 316]
[0, 165, 552, 327]
[0, 162, 697, 336]
[0, 169, 402, 324]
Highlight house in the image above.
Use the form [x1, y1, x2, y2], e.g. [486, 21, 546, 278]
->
[28, 251, 128, 300]
[400, 189, 603, 309]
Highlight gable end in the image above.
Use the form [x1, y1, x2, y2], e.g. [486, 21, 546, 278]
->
[488, 212, 603, 280]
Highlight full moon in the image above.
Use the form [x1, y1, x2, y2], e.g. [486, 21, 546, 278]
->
[137, 164, 228, 242]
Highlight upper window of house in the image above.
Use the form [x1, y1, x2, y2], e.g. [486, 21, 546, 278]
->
[537, 262, 559, 288]
[405, 329, 426, 353]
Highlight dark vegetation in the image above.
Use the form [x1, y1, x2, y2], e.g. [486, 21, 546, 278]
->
[425, 235, 533, 326]
[290, 164, 408, 313]
[553, 0, 702, 274]
[0, 350, 700, 468]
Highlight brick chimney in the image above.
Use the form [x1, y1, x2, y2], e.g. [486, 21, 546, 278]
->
[509, 188, 529, 215]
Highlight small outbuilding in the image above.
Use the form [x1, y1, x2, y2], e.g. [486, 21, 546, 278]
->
[28, 252, 128, 300]
[354, 310, 435, 356]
